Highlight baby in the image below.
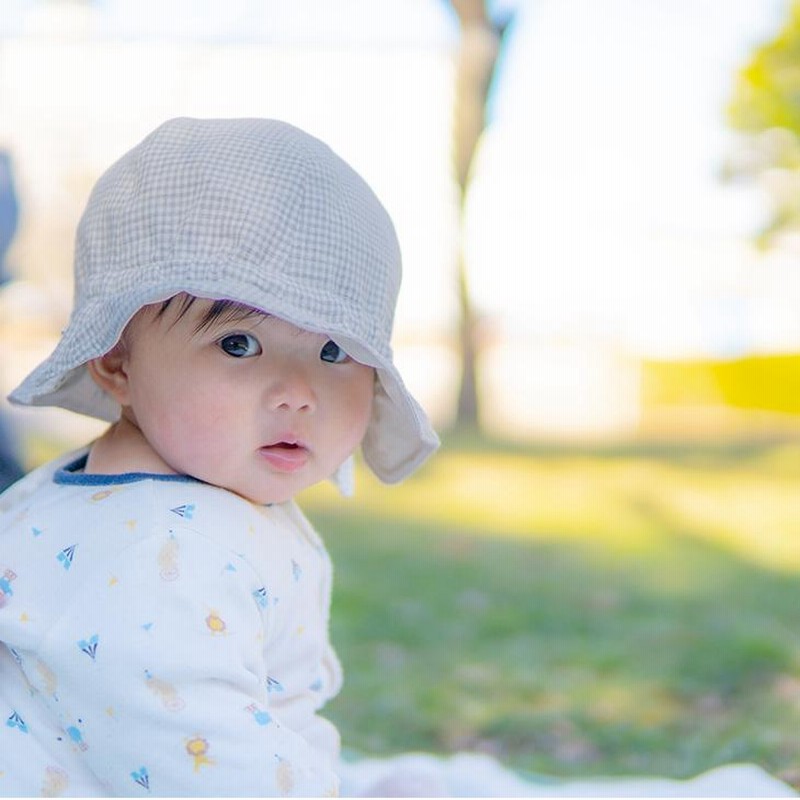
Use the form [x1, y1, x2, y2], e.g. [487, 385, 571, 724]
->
[0, 118, 438, 796]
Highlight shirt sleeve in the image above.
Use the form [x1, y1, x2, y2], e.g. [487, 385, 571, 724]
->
[33, 523, 339, 797]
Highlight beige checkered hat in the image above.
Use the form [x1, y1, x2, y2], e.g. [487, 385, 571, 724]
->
[9, 117, 439, 483]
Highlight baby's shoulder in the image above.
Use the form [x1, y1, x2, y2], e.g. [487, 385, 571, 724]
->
[2, 466, 320, 586]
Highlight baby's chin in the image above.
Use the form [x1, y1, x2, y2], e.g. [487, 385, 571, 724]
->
[188, 459, 343, 505]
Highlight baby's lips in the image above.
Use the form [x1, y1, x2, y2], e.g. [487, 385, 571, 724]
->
[264, 432, 307, 449]
[258, 443, 309, 472]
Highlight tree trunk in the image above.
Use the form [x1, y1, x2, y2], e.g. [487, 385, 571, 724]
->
[449, 0, 508, 433]
[455, 250, 480, 424]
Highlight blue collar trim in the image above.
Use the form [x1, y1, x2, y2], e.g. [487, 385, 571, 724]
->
[54, 454, 199, 486]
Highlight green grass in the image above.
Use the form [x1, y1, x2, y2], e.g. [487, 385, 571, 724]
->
[298, 436, 800, 785]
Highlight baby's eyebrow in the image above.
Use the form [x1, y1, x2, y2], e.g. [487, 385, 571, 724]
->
[193, 303, 269, 334]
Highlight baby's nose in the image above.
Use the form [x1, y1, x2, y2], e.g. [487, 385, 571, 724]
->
[264, 370, 317, 413]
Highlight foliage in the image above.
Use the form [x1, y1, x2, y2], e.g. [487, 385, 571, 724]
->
[728, 2, 800, 134]
[727, 1, 800, 247]
[300, 440, 800, 784]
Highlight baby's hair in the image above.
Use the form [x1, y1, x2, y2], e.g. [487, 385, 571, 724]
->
[155, 294, 266, 334]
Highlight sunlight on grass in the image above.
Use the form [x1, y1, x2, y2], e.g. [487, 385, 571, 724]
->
[662, 477, 800, 572]
[300, 444, 800, 574]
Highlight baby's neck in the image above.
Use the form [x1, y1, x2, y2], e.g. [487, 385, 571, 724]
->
[85, 416, 178, 476]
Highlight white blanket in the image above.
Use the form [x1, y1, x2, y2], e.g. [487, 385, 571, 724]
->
[338, 752, 796, 797]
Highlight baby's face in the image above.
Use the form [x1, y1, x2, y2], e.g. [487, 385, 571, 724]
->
[113, 297, 375, 504]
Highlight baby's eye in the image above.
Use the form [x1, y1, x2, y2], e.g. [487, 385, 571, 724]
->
[320, 340, 348, 364]
[218, 333, 262, 358]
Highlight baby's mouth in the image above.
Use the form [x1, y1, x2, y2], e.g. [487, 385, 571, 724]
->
[258, 441, 309, 472]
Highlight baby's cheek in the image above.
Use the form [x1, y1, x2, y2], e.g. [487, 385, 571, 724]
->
[351, 372, 375, 426]
[336, 378, 374, 445]
[175, 382, 227, 424]
[173, 405, 222, 449]
[155, 400, 213, 452]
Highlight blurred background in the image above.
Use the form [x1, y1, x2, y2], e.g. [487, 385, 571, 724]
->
[2, 0, 800, 787]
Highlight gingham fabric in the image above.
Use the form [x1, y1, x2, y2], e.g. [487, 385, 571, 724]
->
[10, 118, 438, 483]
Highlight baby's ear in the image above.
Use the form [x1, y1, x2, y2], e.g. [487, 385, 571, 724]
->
[86, 343, 131, 405]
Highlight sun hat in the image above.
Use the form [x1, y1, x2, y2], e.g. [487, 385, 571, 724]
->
[9, 117, 439, 484]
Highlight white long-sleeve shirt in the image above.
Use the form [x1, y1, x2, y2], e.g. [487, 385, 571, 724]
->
[0, 449, 342, 797]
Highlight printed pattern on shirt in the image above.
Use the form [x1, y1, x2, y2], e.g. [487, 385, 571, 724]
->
[0, 458, 342, 797]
